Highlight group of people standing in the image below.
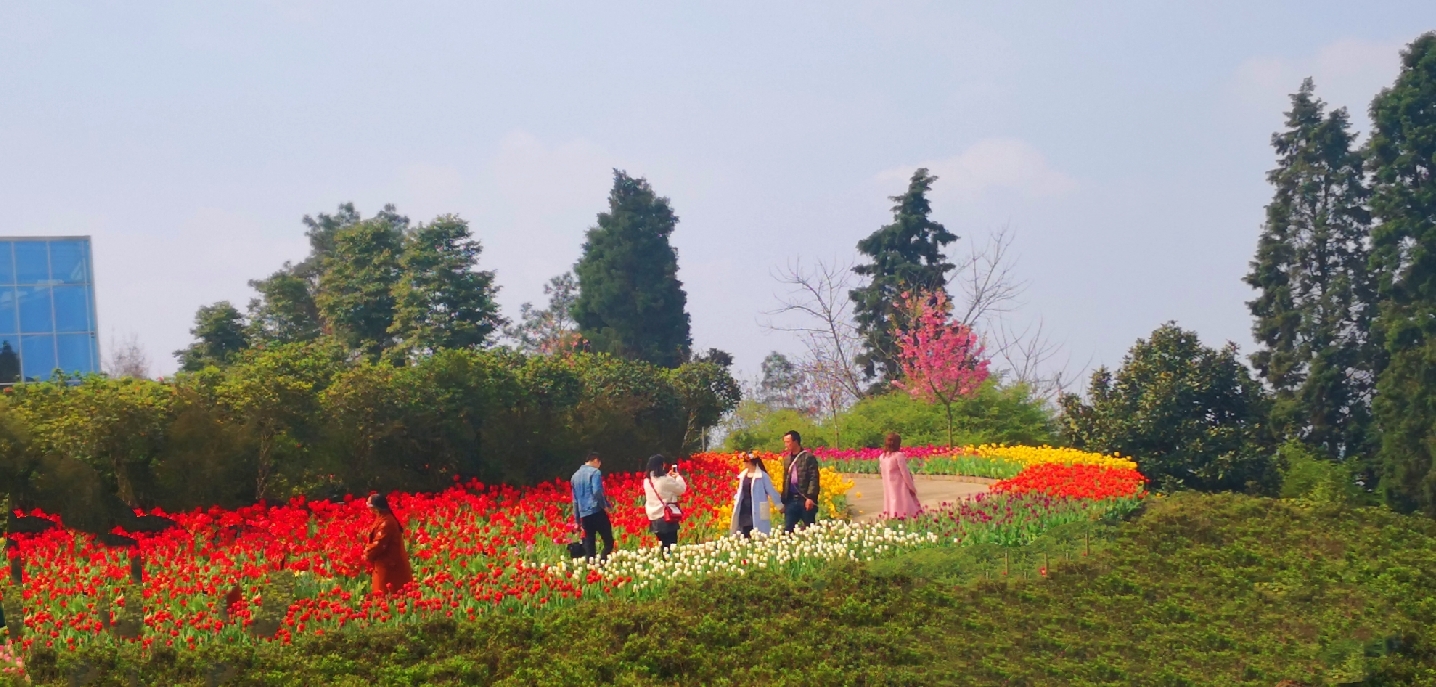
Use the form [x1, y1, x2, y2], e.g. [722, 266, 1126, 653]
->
[568, 429, 921, 561]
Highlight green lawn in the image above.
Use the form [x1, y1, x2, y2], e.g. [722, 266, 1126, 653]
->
[22, 493, 1436, 686]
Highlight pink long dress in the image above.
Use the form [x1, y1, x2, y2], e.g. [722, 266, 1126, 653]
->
[879, 451, 921, 519]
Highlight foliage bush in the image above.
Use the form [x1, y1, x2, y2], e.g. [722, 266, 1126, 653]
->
[1061, 323, 1279, 494]
[724, 380, 1054, 451]
[19, 493, 1436, 685]
[0, 347, 737, 534]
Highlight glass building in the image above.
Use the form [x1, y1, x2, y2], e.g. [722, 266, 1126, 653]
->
[0, 237, 99, 383]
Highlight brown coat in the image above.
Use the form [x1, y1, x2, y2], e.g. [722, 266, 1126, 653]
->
[363, 512, 413, 595]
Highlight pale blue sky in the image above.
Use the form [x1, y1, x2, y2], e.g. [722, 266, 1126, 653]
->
[2, 2, 1432, 381]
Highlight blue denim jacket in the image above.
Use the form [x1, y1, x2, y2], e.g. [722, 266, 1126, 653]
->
[571, 464, 610, 519]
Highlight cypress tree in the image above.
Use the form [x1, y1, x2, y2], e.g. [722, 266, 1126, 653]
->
[1368, 32, 1436, 513]
[850, 168, 957, 383]
[572, 171, 692, 368]
[1244, 78, 1377, 466]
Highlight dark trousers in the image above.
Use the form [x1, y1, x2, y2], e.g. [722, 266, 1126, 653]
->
[655, 529, 678, 549]
[783, 498, 816, 533]
[581, 511, 614, 561]
[739, 525, 754, 539]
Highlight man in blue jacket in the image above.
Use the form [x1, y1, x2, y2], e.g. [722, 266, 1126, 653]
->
[571, 452, 614, 561]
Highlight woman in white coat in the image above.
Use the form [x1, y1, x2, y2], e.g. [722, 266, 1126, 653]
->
[643, 454, 687, 550]
[730, 453, 782, 537]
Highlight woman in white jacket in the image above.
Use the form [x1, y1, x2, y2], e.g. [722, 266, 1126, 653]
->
[643, 454, 687, 550]
[730, 453, 782, 538]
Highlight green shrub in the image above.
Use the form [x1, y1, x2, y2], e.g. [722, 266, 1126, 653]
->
[1277, 440, 1374, 506]
[836, 381, 1056, 448]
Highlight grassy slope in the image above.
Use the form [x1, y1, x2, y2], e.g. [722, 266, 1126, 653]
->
[25, 493, 1436, 686]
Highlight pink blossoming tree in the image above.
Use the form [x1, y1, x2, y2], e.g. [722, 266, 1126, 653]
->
[892, 289, 991, 447]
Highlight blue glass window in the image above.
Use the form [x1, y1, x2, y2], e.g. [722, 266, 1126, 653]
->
[56, 334, 92, 375]
[14, 243, 49, 285]
[20, 334, 55, 380]
[52, 286, 89, 333]
[0, 288, 16, 336]
[0, 243, 13, 285]
[17, 286, 52, 333]
[48, 241, 89, 285]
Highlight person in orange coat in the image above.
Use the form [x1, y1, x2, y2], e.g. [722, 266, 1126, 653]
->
[363, 493, 413, 595]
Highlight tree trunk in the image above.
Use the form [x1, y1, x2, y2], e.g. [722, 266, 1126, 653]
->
[945, 401, 954, 448]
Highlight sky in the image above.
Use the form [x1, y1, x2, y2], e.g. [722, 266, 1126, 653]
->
[2, 2, 1433, 383]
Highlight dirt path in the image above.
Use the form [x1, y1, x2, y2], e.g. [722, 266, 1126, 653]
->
[845, 474, 992, 522]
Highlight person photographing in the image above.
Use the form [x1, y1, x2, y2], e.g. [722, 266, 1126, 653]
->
[780, 430, 821, 533]
[643, 454, 687, 550]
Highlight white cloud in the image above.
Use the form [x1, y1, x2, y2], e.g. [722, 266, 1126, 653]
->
[1230, 37, 1405, 133]
[877, 137, 1077, 205]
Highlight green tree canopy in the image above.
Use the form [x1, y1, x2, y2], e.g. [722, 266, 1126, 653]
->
[507, 272, 581, 355]
[1244, 77, 1377, 466]
[1367, 31, 1436, 514]
[174, 301, 250, 372]
[572, 170, 692, 368]
[1061, 323, 1278, 494]
[247, 264, 323, 345]
[315, 212, 405, 359]
[389, 214, 504, 356]
[851, 168, 957, 384]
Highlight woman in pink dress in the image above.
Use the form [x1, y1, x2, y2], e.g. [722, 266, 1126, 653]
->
[879, 433, 921, 519]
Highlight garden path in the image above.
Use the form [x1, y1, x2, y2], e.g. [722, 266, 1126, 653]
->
[844, 474, 992, 522]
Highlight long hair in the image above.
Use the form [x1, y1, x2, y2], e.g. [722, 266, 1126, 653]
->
[746, 452, 769, 473]
[884, 433, 902, 452]
[647, 454, 668, 479]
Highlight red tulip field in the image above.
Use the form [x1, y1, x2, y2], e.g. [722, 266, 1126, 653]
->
[0, 447, 1145, 664]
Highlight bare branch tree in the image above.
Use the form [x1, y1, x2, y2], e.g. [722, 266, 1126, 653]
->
[103, 332, 151, 380]
[949, 226, 1089, 406]
[951, 224, 1027, 330]
[763, 257, 867, 445]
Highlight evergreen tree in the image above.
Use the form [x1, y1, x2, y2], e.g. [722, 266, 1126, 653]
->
[247, 264, 323, 344]
[850, 168, 957, 383]
[389, 214, 503, 355]
[1244, 78, 1377, 466]
[1061, 323, 1278, 493]
[572, 170, 692, 368]
[1367, 32, 1436, 514]
[315, 214, 405, 359]
[174, 302, 250, 371]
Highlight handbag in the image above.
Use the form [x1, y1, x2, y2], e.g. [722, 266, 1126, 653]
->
[566, 541, 587, 558]
[646, 477, 683, 524]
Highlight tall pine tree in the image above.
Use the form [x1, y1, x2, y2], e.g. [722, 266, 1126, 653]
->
[1368, 32, 1436, 514]
[389, 214, 503, 355]
[572, 170, 692, 368]
[1245, 78, 1377, 465]
[850, 168, 957, 383]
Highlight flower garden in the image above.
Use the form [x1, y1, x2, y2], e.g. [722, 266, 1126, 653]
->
[0, 445, 1145, 664]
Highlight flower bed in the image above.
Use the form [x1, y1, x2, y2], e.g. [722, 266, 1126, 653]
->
[0, 447, 1143, 663]
[815, 444, 1137, 479]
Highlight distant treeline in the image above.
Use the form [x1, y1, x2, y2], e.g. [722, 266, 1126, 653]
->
[0, 343, 738, 534]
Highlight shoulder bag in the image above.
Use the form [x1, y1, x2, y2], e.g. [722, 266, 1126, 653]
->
[646, 477, 683, 524]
